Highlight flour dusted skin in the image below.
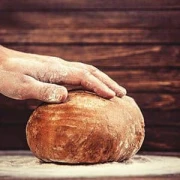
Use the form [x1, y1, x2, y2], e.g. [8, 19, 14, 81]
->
[26, 91, 145, 164]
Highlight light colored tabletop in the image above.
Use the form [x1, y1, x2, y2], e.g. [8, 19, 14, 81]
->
[0, 151, 180, 180]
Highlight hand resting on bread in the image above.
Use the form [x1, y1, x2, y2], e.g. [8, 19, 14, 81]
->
[0, 45, 126, 102]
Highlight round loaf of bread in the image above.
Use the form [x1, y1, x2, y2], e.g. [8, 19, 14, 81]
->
[26, 91, 145, 164]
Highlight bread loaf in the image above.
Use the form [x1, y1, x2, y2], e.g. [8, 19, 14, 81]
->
[26, 91, 145, 164]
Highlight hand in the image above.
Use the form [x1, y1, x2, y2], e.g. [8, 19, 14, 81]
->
[0, 45, 126, 103]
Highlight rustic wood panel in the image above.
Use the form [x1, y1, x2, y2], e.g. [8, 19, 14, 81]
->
[129, 93, 180, 111]
[0, 96, 41, 110]
[142, 110, 180, 126]
[0, 0, 179, 152]
[0, 93, 179, 111]
[1, 29, 179, 44]
[5, 45, 180, 68]
[0, 109, 32, 124]
[1, 11, 180, 29]
[0, 125, 179, 151]
[104, 70, 180, 92]
[0, 125, 28, 150]
[105, 69, 180, 83]
[143, 127, 180, 151]
[0, 0, 180, 10]
[121, 81, 180, 94]
[1, 109, 180, 127]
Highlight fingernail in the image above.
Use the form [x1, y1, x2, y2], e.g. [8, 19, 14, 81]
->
[47, 88, 67, 103]
[47, 89, 61, 102]
[117, 87, 127, 97]
[106, 88, 116, 98]
[121, 87, 127, 95]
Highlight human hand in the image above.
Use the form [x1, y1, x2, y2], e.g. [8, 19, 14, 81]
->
[0, 45, 126, 103]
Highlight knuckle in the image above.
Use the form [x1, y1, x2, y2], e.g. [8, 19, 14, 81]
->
[37, 55, 60, 64]
[47, 56, 61, 63]
[19, 74, 31, 84]
[74, 62, 85, 68]
[87, 65, 98, 73]
[38, 86, 54, 102]
[82, 69, 91, 77]
[39, 86, 52, 100]
[45, 61, 57, 73]
[13, 75, 31, 100]
[35, 63, 59, 83]
[40, 86, 68, 102]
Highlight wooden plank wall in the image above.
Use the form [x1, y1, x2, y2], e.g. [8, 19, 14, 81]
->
[0, 0, 180, 151]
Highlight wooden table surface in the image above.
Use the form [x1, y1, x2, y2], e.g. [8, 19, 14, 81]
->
[0, 151, 179, 180]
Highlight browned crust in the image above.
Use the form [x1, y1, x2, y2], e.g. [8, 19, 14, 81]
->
[26, 91, 145, 164]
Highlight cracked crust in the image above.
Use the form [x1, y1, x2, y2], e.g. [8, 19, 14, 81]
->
[26, 90, 145, 164]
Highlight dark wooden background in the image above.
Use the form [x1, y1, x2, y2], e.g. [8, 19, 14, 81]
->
[0, 0, 179, 152]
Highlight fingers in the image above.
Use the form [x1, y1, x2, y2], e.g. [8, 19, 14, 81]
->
[29, 59, 126, 99]
[89, 66, 127, 97]
[80, 71, 116, 99]
[26, 61, 115, 99]
[0, 70, 68, 103]
[55, 67, 116, 99]
[65, 62, 127, 97]
[27, 79, 68, 103]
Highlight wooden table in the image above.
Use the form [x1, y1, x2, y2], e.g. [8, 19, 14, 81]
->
[0, 151, 179, 180]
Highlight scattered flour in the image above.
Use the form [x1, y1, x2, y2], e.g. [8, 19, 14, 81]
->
[0, 151, 179, 178]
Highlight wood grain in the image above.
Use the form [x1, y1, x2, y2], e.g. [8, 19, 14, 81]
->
[0, 125, 179, 151]
[0, 0, 179, 153]
[121, 81, 180, 93]
[5, 45, 180, 68]
[1, 11, 180, 29]
[0, 125, 28, 150]
[129, 93, 180, 110]
[0, 109, 32, 124]
[0, 96, 41, 110]
[1, 109, 180, 127]
[1, 29, 180, 44]
[143, 127, 180, 151]
[105, 69, 180, 83]
[142, 110, 180, 126]
[0, 0, 180, 10]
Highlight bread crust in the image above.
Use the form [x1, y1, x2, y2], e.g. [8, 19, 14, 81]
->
[26, 91, 145, 164]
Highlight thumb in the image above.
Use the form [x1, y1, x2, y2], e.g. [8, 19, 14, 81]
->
[27, 80, 68, 103]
